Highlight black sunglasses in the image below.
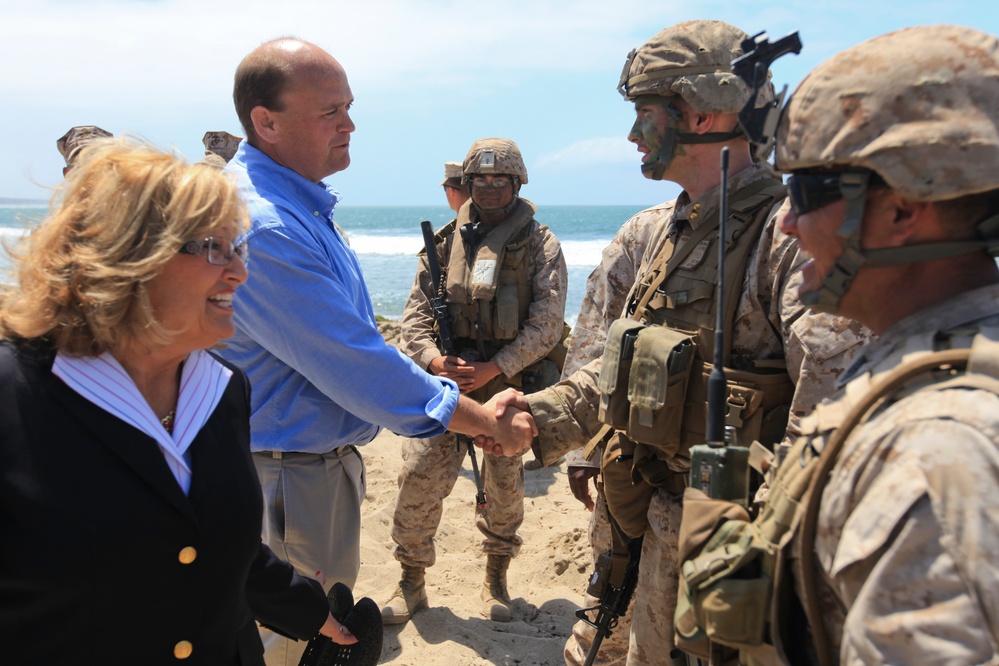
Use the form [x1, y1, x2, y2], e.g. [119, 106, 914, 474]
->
[786, 170, 886, 215]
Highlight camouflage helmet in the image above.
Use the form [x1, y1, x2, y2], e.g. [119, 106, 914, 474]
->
[202, 131, 242, 163]
[775, 25, 999, 314]
[57, 125, 112, 167]
[462, 138, 528, 185]
[618, 20, 774, 114]
[776, 25, 999, 202]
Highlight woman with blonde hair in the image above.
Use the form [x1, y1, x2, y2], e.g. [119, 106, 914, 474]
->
[0, 138, 358, 665]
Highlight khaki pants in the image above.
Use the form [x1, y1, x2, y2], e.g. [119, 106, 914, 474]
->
[253, 447, 366, 666]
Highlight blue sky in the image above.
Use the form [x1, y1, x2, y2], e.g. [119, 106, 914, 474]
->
[2, 0, 997, 206]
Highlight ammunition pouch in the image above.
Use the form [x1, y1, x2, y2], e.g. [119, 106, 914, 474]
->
[598, 319, 695, 451]
[683, 361, 794, 453]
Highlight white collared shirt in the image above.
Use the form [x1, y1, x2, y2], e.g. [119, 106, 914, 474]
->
[52, 349, 233, 495]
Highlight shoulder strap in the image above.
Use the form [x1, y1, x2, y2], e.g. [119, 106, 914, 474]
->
[796, 346, 973, 666]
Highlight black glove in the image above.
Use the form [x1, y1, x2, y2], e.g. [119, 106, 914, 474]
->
[298, 582, 383, 666]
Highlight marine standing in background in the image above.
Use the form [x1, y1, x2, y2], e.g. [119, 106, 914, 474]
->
[218, 38, 537, 666]
[677, 24, 999, 666]
[382, 138, 567, 625]
[484, 20, 871, 665]
[199, 130, 243, 168]
[441, 160, 470, 212]
[560, 203, 659, 665]
[56, 124, 112, 175]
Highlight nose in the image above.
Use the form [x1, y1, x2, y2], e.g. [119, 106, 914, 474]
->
[225, 253, 249, 286]
[627, 118, 642, 144]
[780, 207, 799, 236]
[341, 109, 356, 134]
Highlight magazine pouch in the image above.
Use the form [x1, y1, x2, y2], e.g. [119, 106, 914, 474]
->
[598, 319, 645, 429]
[625, 326, 695, 451]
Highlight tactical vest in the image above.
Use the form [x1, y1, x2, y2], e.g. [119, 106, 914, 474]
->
[433, 198, 562, 399]
[673, 326, 999, 666]
[597, 177, 790, 465]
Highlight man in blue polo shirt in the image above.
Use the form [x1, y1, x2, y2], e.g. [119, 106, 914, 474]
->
[221, 37, 535, 666]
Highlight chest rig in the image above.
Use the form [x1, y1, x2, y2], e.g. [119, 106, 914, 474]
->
[597, 177, 789, 465]
[674, 326, 999, 666]
[433, 198, 560, 398]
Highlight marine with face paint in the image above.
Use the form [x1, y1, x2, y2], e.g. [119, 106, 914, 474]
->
[481, 20, 873, 666]
[676, 25, 999, 666]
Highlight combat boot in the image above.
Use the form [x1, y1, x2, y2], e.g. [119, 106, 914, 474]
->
[381, 564, 428, 625]
[481, 554, 513, 622]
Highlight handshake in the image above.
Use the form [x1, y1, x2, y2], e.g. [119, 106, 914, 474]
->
[451, 388, 537, 458]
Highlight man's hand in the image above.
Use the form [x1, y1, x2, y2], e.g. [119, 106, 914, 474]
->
[429, 357, 502, 394]
[471, 390, 536, 457]
[567, 466, 600, 511]
[489, 387, 531, 417]
[428, 355, 476, 391]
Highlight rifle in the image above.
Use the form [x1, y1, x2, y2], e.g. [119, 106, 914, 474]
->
[419, 220, 487, 508]
[576, 530, 643, 666]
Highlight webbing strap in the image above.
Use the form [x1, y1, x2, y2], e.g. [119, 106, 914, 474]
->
[796, 347, 972, 666]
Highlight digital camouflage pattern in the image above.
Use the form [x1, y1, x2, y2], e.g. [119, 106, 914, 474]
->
[391, 204, 566, 568]
[618, 20, 773, 113]
[526, 164, 872, 665]
[56, 125, 112, 167]
[440, 161, 463, 187]
[202, 131, 242, 162]
[803, 287, 999, 665]
[775, 25, 999, 201]
[462, 137, 529, 185]
[527, 167, 871, 467]
[562, 205, 661, 666]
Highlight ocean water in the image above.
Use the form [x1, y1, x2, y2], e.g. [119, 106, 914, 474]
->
[0, 204, 650, 325]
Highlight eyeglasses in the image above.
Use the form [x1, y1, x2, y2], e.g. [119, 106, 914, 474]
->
[178, 236, 249, 266]
[786, 170, 886, 215]
[470, 175, 513, 190]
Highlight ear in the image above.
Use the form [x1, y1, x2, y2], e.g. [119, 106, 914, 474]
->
[886, 195, 931, 244]
[250, 106, 279, 145]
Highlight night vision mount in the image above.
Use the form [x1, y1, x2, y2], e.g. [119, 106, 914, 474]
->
[732, 31, 802, 162]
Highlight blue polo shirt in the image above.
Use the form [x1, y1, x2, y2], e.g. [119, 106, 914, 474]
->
[220, 142, 457, 453]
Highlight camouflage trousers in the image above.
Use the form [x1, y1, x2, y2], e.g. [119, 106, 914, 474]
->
[567, 487, 682, 666]
[391, 432, 525, 568]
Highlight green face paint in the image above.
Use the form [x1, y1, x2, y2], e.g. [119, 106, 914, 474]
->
[628, 95, 682, 180]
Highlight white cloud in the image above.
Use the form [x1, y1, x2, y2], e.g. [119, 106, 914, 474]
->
[536, 137, 636, 169]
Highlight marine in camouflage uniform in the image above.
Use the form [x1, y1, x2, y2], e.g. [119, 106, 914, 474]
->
[382, 138, 568, 625]
[199, 130, 243, 168]
[562, 206, 661, 666]
[487, 21, 871, 666]
[56, 125, 112, 175]
[676, 26, 999, 666]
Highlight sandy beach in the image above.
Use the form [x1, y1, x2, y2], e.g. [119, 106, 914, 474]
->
[357, 323, 593, 666]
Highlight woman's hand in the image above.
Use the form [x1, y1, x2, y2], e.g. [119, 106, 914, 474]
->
[318, 612, 358, 645]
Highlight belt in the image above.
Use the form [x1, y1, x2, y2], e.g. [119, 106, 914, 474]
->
[255, 446, 357, 460]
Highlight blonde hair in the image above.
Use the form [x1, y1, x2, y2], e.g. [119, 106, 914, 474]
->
[0, 137, 249, 356]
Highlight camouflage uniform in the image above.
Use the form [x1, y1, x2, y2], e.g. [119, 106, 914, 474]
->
[528, 162, 869, 665]
[392, 198, 566, 565]
[388, 139, 567, 624]
[56, 125, 111, 168]
[675, 25, 999, 666]
[199, 130, 242, 168]
[562, 205, 662, 666]
[808, 289, 999, 664]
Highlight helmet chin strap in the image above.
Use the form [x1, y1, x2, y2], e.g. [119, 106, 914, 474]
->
[640, 107, 743, 181]
[801, 171, 999, 314]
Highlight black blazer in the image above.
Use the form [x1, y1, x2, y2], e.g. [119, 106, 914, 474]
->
[0, 341, 328, 665]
